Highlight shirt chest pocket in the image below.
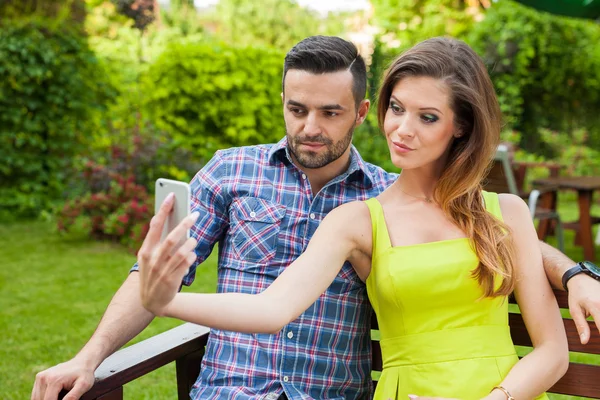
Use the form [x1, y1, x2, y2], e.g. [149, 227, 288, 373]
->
[230, 197, 286, 264]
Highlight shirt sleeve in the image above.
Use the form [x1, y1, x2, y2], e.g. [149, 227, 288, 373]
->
[130, 150, 230, 286]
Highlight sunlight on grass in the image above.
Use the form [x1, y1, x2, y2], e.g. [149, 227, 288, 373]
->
[0, 221, 217, 399]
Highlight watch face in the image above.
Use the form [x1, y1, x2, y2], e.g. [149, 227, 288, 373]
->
[582, 261, 600, 277]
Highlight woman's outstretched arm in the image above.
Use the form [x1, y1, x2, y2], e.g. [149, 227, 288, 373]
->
[139, 201, 372, 334]
[487, 194, 569, 400]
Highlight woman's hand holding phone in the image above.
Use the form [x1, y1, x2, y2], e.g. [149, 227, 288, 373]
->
[138, 191, 199, 316]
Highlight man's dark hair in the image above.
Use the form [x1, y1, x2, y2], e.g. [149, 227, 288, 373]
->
[283, 36, 367, 109]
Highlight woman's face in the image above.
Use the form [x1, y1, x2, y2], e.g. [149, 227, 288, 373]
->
[383, 76, 459, 174]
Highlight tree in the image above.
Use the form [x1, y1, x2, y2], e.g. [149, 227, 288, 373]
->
[0, 0, 86, 30]
[112, 0, 158, 31]
[202, 0, 333, 51]
[371, 0, 488, 48]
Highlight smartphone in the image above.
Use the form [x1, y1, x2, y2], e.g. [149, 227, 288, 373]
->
[155, 178, 191, 247]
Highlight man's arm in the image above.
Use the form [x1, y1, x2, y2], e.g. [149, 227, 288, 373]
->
[32, 151, 230, 400]
[540, 241, 600, 344]
[31, 272, 154, 400]
[539, 240, 575, 290]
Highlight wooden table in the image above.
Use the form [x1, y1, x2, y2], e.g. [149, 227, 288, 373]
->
[533, 176, 600, 260]
[512, 160, 561, 194]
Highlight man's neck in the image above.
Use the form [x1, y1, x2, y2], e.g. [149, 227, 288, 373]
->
[296, 150, 353, 196]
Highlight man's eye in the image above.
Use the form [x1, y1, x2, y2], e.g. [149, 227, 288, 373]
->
[325, 111, 338, 117]
[290, 108, 304, 115]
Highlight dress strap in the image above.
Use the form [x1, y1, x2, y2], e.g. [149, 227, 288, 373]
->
[364, 198, 392, 253]
[481, 190, 504, 222]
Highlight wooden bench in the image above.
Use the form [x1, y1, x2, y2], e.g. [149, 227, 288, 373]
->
[60, 290, 600, 400]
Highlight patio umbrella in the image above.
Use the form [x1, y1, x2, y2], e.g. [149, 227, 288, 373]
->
[514, 0, 600, 19]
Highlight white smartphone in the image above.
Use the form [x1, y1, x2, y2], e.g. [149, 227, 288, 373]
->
[155, 178, 191, 247]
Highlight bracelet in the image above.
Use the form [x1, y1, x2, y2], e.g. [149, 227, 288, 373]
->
[492, 385, 515, 400]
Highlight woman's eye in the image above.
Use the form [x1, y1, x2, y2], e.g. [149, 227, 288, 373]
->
[422, 114, 438, 123]
[389, 103, 403, 113]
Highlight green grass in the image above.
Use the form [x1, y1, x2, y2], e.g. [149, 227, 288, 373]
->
[2, 192, 598, 399]
[0, 221, 217, 399]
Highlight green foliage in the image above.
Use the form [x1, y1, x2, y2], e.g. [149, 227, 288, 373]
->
[143, 42, 286, 162]
[56, 130, 199, 250]
[159, 1, 205, 37]
[86, 0, 208, 164]
[371, 0, 483, 48]
[538, 128, 600, 176]
[0, 0, 87, 29]
[354, 112, 399, 173]
[468, 1, 600, 153]
[0, 20, 115, 220]
[201, 0, 337, 51]
[57, 162, 153, 252]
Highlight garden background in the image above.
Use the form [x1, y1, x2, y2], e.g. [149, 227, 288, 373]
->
[1, 0, 599, 398]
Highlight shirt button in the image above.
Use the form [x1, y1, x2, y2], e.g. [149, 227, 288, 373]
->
[310, 213, 316, 219]
[250, 211, 256, 218]
[287, 331, 294, 339]
[283, 376, 289, 382]
[301, 173, 307, 180]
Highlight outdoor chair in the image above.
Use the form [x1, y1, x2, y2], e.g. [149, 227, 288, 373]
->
[58, 289, 600, 399]
[483, 145, 565, 252]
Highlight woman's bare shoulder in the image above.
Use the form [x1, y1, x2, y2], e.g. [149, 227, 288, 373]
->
[497, 193, 535, 235]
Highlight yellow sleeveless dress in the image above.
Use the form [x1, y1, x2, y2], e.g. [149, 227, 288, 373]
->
[365, 191, 548, 400]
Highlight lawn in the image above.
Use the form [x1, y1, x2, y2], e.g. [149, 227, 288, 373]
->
[1, 193, 598, 399]
[0, 220, 217, 399]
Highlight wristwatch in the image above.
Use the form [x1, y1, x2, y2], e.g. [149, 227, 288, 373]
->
[562, 261, 600, 291]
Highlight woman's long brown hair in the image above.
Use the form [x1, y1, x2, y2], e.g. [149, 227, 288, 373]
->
[377, 37, 516, 297]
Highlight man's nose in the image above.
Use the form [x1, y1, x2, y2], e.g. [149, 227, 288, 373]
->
[304, 113, 322, 136]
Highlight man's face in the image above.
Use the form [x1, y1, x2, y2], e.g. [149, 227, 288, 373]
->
[282, 70, 360, 170]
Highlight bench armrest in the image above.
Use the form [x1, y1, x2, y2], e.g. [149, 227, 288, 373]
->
[59, 323, 210, 400]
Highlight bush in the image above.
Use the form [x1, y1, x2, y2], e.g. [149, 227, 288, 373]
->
[0, 19, 115, 220]
[538, 128, 600, 176]
[143, 42, 286, 162]
[468, 1, 600, 154]
[55, 131, 193, 251]
[57, 170, 153, 252]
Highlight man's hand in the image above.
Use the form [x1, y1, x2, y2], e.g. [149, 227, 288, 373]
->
[139, 193, 199, 316]
[31, 358, 95, 400]
[567, 274, 600, 344]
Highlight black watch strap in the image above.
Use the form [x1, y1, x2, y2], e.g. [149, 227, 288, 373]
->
[562, 262, 585, 292]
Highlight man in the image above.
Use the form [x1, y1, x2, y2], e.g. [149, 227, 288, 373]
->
[33, 36, 600, 400]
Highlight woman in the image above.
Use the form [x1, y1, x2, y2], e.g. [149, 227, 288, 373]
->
[140, 37, 568, 399]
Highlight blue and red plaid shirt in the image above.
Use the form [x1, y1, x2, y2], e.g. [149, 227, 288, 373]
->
[134, 138, 397, 399]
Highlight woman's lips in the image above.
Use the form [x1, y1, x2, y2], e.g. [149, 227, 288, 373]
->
[392, 142, 414, 153]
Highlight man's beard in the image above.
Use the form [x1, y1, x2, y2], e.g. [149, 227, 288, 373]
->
[286, 125, 354, 169]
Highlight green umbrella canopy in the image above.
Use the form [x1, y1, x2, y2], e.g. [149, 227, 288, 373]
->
[514, 0, 600, 19]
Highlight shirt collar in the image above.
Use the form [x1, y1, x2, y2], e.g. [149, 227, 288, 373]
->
[269, 137, 375, 187]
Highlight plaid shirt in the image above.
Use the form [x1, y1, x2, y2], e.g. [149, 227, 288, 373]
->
[135, 138, 397, 399]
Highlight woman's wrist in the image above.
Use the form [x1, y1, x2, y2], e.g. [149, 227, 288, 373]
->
[485, 385, 514, 400]
[159, 293, 181, 318]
